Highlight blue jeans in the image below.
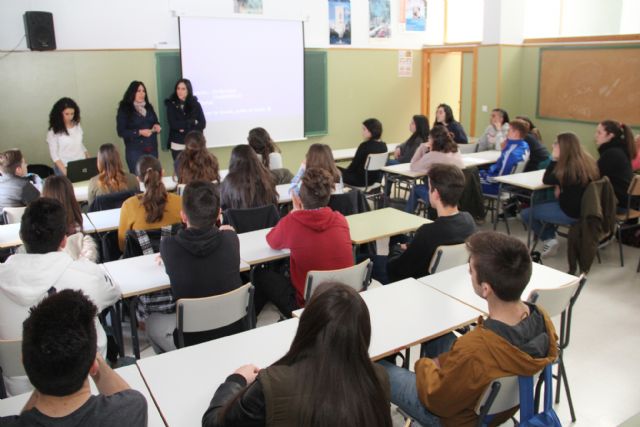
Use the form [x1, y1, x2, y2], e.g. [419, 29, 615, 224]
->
[421, 332, 457, 359]
[405, 184, 429, 213]
[378, 361, 443, 427]
[520, 200, 578, 241]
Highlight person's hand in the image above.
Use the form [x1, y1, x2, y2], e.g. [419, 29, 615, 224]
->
[554, 186, 561, 199]
[394, 147, 401, 158]
[152, 124, 162, 133]
[60, 166, 67, 176]
[155, 254, 163, 266]
[399, 243, 408, 251]
[234, 364, 260, 384]
[431, 357, 441, 369]
[139, 129, 153, 137]
[291, 193, 303, 211]
[219, 224, 235, 232]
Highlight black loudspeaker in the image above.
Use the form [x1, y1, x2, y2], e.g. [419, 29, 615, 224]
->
[23, 11, 56, 51]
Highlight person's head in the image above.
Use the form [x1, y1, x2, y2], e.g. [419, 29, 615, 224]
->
[596, 120, 637, 159]
[178, 131, 219, 185]
[304, 144, 341, 185]
[22, 289, 97, 397]
[42, 175, 83, 234]
[299, 167, 333, 209]
[427, 163, 465, 209]
[247, 127, 278, 169]
[96, 143, 128, 192]
[428, 125, 458, 153]
[435, 103, 455, 125]
[410, 114, 430, 141]
[515, 115, 542, 142]
[48, 97, 80, 135]
[136, 155, 168, 223]
[223, 145, 277, 209]
[362, 118, 383, 141]
[181, 181, 220, 229]
[553, 132, 599, 186]
[20, 198, 67, 254]
[0, 149, 27, 177]
[173, 78, 194, 103]
[276, 282, 391, 426]
[507, 119, 528, 141]
[491, 108, 510, 126]
[119, 81, 150, 111]
[466, 231, 532, 302]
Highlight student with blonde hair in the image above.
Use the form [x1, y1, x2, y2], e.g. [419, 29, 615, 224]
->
[87, 143, 139, 205]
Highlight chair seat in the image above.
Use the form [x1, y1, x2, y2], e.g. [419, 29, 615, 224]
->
[616, 209, 640, 221]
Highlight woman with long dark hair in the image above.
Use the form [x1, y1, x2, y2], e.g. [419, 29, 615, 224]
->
[47, 97, 89, 176]
[87, 143, 139, 205]
[393, 114, 430, 163]
[202, 282, 392, 427]
[164, 78, 206, 161]
[247, 127, 282, 170]
[176, 131, 220, 185]
[340, 118, 388, 187]
[116, 81, 161, 173]
[433, 103, 468, 144]
[220, 145, 278, 210]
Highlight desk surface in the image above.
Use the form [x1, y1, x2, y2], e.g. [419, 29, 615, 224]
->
[276, 183, 292, 204]
[237, 227, 290, 265]
[462, 150, 501, 166]
[380, 162, 425, 178]
[137, 318, 299, 427]
[0, 364, 165, 426]
[332, 143, 398, 162]
[493, 169, 549, 191]
[84, 208, 120, 233]
[418, 263, 579, 315]
[346, 208, 431, 244]
[0, 223, 22, 249]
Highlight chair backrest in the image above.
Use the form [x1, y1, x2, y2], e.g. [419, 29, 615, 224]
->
[88, 190, 137, 212]
[428, 243, 468, 275]
[223, 204, 280, 233]
[123, 224, 181, 258]
[457, 143, 479, 154]
[626, 174, 640, 200]
[176, 283, 255, 348]
[176, 183, 186, 196]
[364, 152, 390, 172]
[304, 259, 373, 302]
[513, 159, 528, 174]
[0, 339, 25, 378]
[2, 206, 26, 224]
[528, 276, 582, 318]
[475, 375, 520, 423]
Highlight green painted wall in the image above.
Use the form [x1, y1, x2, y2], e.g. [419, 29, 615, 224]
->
[0, 49, 422, 174]
[499, 46, 524, 118]
[460, 52, 473, 134]
[474, 46, 499, 135]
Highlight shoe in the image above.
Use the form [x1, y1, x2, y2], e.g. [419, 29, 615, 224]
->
[541, 239, 559, 258]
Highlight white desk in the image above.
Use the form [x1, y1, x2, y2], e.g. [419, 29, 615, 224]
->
[137, 318, 299, 427]
[332, 143, 399, 162]
[419, 263, 579, 315]
[380, 162, 425, 179]
[237, 227, 290, 265]
[462, 150, 501, 167]
[74, 176, 180, 203]
[0, 364, 165, 426]
[346, 208, 431, 244]
[0, 223, 22, 249]
[84, 208, 121, 233]
[276, 183, 292, 204]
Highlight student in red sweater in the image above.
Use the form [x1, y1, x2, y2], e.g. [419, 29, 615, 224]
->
[253, 168, 353, 317]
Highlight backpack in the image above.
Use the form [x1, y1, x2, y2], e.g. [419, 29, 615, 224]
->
[519, 365, 562, 427]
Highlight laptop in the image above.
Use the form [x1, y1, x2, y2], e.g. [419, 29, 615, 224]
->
[66, 157, 98, 183]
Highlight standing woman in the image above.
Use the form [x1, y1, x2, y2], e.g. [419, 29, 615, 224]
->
[520, 133, 600, 258]
[47, 97, 89, 176]
[164, 78, 206, 162]
[433, 103, 468, 144]
[176, 131, 220, 185]
[340, 118, 388, 187]
[595, 120, 636, 212]
[116, 81, 161, 173]
[393, 114, 430, 163]
[87, 143, 139, 206]
[220, 145, 278, 210]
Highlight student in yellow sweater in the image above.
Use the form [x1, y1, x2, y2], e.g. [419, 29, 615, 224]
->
[118, 155, 182, 250]
[380, 231, 558, 427]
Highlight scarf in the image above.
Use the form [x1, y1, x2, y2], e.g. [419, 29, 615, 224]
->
[133, 100, 147, 117]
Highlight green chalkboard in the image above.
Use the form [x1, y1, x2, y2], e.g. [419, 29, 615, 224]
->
[154, 50, 328, 145]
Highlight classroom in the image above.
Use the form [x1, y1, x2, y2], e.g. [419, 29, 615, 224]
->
[0, 1, 639, 426]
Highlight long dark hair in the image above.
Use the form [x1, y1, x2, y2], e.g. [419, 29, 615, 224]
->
[42, 176, 84, 234]
[177, 131, 220, 185]
[554, 132, 599, 186]
[430, 125, 458, 153]
[136, 155, 167, 223]
[118, 81, 155, 116]
[434, 103, 456, 125]
[305, 144, 341, 185]
[362, 118, 383, 141]
[274, 283, 391, 426]
[48, 98, 80, 135]
[167, 78, 196, 115]
[221, 145, 278, 209]
[247, 127, 280, 169]
[411, 114, 430, 142]
[600, 119, 637, 160]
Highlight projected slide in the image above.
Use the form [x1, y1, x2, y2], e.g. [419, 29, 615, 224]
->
[179, 17, 305, 148]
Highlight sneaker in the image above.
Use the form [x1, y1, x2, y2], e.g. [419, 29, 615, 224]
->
[542, 239, 559, 258]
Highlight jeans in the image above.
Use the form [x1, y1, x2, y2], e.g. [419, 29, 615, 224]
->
[146, 312, 177, 354]
[378, 361, 443, 427]
[252, 267, 299, 318]
[420, 332, 457, 359]
[520, 200, 577, 241]
[405, 184, 429, 213]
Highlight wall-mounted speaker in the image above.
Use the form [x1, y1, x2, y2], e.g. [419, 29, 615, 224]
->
[24, 11, 56, 51]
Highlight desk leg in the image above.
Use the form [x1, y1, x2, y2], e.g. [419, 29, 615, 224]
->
[493, 184, 503, 230]
[129, 297, 141, 360]
[527, 190, 536, 248]
[113, 302, 125, 358]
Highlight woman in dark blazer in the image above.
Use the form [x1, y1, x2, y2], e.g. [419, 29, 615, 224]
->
[164, 78, 206, 162]
[116, 81, 161, 173]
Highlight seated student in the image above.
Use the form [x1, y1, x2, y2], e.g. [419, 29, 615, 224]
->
[253, 168, 353, 317]
[595, 120, 636, 212]
[202, 282, 392, 427]
[477, 108, 509, 151]
[145, 181, 243, 353]
[42, 175, 98, 262]
[0, 198, 120, 396]
[220, 145, 279, 210]
[88, 143, 139, 206]
[405, 125, 464, 213]
[378, 164, 476, 284]
[479, 119, 530, 195]
[515, 116, 551, 172]
[0, 289, 147, 426]
[0, 149, 40, 214]
[632, 134, 640, 171]
[393, 114, 430, 163]
[176, 131, 220, 185]
[433, 103, 468, 144]
[118, 155, 182, 251]
[521, 133, 599, 258]
[247, 127, 284, 170]
[290, 143, 343, 194]
[339, 118, 388, 187]
[379, 231, 558, 427]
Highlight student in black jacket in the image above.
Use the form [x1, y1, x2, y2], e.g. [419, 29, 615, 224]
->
[164, 78, 206, 162]
[151, 181, 243, 352]
[516, 116, 551, 171]
[595, 120, 636, 211]
[433, 103, 468, 144]
[340, 118, 388, 187]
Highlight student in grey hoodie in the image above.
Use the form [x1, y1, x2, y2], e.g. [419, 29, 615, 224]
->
[0, 149, 40, 214]
[0, 198, 120, 396]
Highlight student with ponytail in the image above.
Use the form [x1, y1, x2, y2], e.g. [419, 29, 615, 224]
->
[117, 155, 182, 250]
[595, 120, 636, 211]
[176, 131, 220, 185]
